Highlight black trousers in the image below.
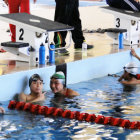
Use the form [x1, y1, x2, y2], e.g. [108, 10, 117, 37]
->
[54, 0, 85, 47]
[106, 0, 140, 11]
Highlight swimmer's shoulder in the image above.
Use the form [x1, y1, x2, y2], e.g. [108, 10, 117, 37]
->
[18, 92, 27, 102]
[67, 88, 79, 97]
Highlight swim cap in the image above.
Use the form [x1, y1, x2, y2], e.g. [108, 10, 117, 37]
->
[51, 71, 65, 79]
[29, 74, 43, 86]
[124, 62, 138, 75]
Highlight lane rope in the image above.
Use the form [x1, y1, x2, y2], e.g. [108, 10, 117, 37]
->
[8, 100, 140, 130]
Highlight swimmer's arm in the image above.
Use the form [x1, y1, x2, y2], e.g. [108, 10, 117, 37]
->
[118, 74, 124, 82]
[118, 74, 130, 84]
[0, 106, 5, 114]
[28, 97, 43, 103]
[119, 80, 140, 85]
[27, 92, 46, 103]
[134, 54, 140, 61]
[131, 48, 140, 61]
[119, 80, 130, 84]
[18, 92, 27, 102]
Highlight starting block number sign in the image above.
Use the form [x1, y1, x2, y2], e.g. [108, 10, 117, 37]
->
[16, 26, 48, 48]
[101, 6, 140, 45]
[114, 15, 140, 45]
[16, 26, 49, 57]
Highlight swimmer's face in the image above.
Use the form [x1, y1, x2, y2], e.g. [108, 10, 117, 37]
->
[30, 79, 43, 94]
[124, 71, 131, 80]
[50, 78, 64, 94]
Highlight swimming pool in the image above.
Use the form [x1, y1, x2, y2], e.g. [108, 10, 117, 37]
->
[1, 73, 140, 139]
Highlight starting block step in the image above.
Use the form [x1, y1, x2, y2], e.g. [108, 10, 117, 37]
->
[104, 28, 127, 33]
[1, 41, 30, 57]
[1, 41, 29, 48]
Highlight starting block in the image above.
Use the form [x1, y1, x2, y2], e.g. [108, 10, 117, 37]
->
[101, 6, 140, 46]
[0, 13, 73, 62]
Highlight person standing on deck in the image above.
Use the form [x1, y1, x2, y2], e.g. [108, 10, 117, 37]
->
[3, 0, 37, 42]
[106, 0, 140, 11]
[54, 0, 93, 55]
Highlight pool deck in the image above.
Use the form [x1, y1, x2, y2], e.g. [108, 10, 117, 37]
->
[0, 5, 135, 75]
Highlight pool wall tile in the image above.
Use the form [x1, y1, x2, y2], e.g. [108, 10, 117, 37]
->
[1, 48, 140, 101]
[67, 49, 140, 84]
[0, 65, 55, 101]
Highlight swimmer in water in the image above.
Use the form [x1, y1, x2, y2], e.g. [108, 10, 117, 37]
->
[19, 74, 46, 103]
[50, 71, 79, 97]
[118, 62, 140, 84]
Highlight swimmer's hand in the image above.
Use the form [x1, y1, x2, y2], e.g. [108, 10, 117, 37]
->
[130, 48, 140, 61]
[131, 48, 137, 57]
[36, 92, 46, 101]
[0, 107, 5, 114]
[42, 91, 47, 94]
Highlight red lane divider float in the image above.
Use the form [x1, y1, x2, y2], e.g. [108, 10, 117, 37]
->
[8, 100, 140, 130]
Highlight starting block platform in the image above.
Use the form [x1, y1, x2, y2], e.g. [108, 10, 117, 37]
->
[0, 13, 73, 33]
[0, 13, 73, 63]
[101, 6, 140, 46]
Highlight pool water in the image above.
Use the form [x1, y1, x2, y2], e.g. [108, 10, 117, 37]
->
[32, 0, 107, 7]
[1, 72, 140, 139]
